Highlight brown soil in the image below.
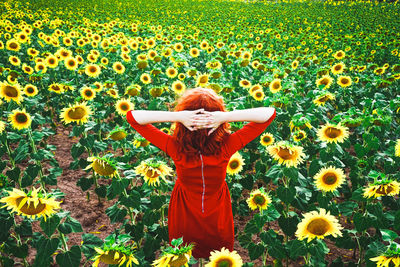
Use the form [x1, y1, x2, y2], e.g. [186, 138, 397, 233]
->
[4, 124, 360, 266]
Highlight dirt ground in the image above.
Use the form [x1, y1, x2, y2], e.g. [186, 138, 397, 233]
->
[6, 124, 359, 266]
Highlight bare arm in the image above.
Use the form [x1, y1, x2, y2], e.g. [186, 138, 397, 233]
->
[130, 109, 205, 131]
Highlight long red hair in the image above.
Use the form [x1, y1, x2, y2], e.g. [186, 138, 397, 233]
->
[173, 87, 230, 159]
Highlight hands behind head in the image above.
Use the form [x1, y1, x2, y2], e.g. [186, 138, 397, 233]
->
[179, 109, 224, 135]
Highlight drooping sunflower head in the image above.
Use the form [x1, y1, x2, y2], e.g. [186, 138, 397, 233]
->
[85, 155, 118, 178]
[260, 132, 274, 147]
[370, 248, 400, 267]
[133, 136, 150, 148]
[125, 84, 141, 97]
[295, 208, 343, 243]
[247, 188, 272, 211]
[363, 179, 400, 199]
[115, 98, 134, 116]
[152, 238, 193, 267]
[0, 187, 61, 221]
[92, 234, 139, 267]
[60, 102, 93, 125]
[292, 130, 307, 142]
[205, 247, 243, 267]
[267, 141, 306, 168]
[269, 78, 282, 94]
[134, 159, 173, 187]
[226, 152, 245, 175]
[317, 123, 349, 144]
[8, 108, 32, 130]
[107, 127, 127, 141]
[0, 81, 24, 104]
[314, 166, 346, 192]
[80, 86, 96, 101]
[196, 73, 210, 86]
[313, 92, 335, 106]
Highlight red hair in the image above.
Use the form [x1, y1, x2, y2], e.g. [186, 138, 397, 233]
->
[173, 87, 230, 159]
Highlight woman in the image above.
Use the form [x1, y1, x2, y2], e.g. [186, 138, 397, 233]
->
[126, 87, 276, 261]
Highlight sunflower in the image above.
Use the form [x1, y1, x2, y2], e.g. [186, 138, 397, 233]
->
[269, 79, 282, 93]
[9, 56, 21, 66]
[133, 137, 150, 148]
[333, 50, 345, 60]
[134, 159, 173, 186]
[317, 123, 349, 144]
[267, 141, 305, 168]
[316, 75, 333, 89]
[64, 57, 78, 71]
[0, 121, 6, 134]
[6, 39, 20, 51]
[24, 84, 38, 97]
[331, 62, 345, 75]
[115, 98, 134, 116]
[125, 84, 141, 97]
[48, 83, 64, 94]
[189, 47, 200, 57]
[239, 79, 251, 89]
[291, 60, 299, 70]
[79, 87, 96, 101]
[196, 73, 210, 86]
[107, 89, 119, 99]
[93, 82, 103, 92]
[152, 238, 193, 267]
[396, 139, 400, 157]
[295, 208, 343, 242]
[45, 55, 58, 68]
[337, 76, 352, 88]
[108, 128, 127, 141]
[226, 152, 245, 175]
[35, 62, 47, 73]
[314, 166, 346, 192]
[60, 102, 93, 125]
[22, 63, 34, 75]
[85, 156, 118, 178]
[171, 80, 186, 95]
[313, 92, 335, 106]
[140, 73, 152, 84]
[8, 109, 31, 130]
[112, 61, 125, 74]
[260, 132, 274, 147]
[85, 64, 101, 78]
[0, 81, 24, 104]
[370, 254, 400, 267]
[92, 247, 139, 267]
[363, 180, 400, 198]
[166, 67, 178, 78]
[0, 188, 61, 221]
[247, 188, 271, 211]
[205, 247, 243, 267]
[293, 130, 307, 142]
[251, 90, 264, 101]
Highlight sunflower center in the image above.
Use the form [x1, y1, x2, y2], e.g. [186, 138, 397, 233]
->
[320, 78, 329, 85]
[215, 258, 233, 267]
[306, 218, 330, 236]
[255, 92, 262, 97]
[322, 172, 338, 185]
[263, 136, 271, 143]
[27, 87, 34, 94]
[89, 66, 97, 73]
[334, 65, 342, 71]
[318, 96, 329, 102]
[272, 82, 280, 90]
[253, 194, 266, 205]
[375, 185, 394, 195]
[146, 169, 160, 178]
[340, 78, 349, 84]
[85, 90, 93, 97]
[296, 132, 304, 139]
[92, 159, 116, 176]
[199, 76, 208, 83]
[175, 84, 182, 90]
[5, 85, 18, 97]
[110, 131, 126, 141]
[324, 127, 341, 138]
[100, 251, 123, 265]
[169, 254, 189, 267]
[16, 197, 46, 215]
[49, 59, 55, 64]
[229, 160, 239, 170]
[68, 107, 86, 120]
[277, 148, 295, 160]
[16, 113, 28, 123]
[10, 42, 18, 49]
[68, 60, 75, 66]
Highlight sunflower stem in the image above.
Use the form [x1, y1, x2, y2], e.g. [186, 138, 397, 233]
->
[59, 232, 69, 251]
[27, 128, 45, 188]
[4, 136, 16, 169]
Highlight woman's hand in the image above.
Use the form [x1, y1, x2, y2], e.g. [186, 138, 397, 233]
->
[178, 109, 207, 131]
[191, 111, 226, 135]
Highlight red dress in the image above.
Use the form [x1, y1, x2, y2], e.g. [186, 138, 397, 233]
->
[126, 110, 276, 258]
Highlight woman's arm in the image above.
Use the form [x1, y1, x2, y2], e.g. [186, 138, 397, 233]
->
[131, 109, 205, 131]
[196, 107, 276, 135]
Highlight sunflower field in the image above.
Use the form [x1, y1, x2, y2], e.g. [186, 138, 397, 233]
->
[0, 0, 400, 266]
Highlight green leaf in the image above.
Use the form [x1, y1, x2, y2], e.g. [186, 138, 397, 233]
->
[107, 178, 130, 199]
[81, 234, 103, 259]
[380, 229, 398, 242]
[308, 159, 321, 177]
[76, 177, 94, 191]
[32, 233, 60, 267]
[106, 203, 127, 223]
[15, 218, 32, 237]
[14, 143, 29, 163]
[283, 168, 298, 181]
[71, 144, 85, 159]
[238, 233, 252, 249]
[278, 216, 299, 237]
[40, 214, 61, 237]
[95, 185, 107, 198]
[56, 245, 81, 267]
[12, 244, 28, 258]
[277, 186, 295, 204]
[338, 201, 358, 217]
[150, 195, 164, 210]
[248, 243, 265, 261]
[353, 212, 369, 232]
[6, 167, 20, 182]
[287, 239, 307, 259]
[58, 216, 83, 234]
[354, 143, 365, 158]
[394, 210, 400, 231]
